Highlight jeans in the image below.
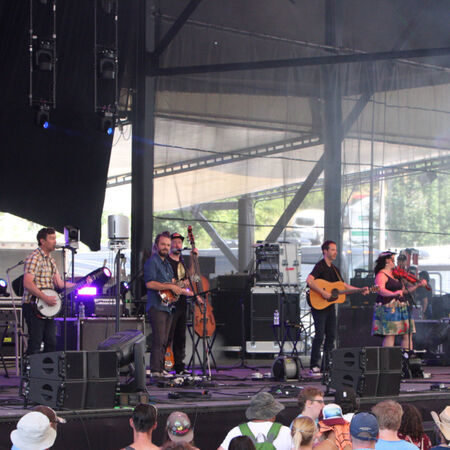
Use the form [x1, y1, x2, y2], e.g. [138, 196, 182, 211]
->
[22, 303, 57, 355]
[167, 299, 187, 373]
[310, 304, 336, 369]
[148, 307, 173, 373]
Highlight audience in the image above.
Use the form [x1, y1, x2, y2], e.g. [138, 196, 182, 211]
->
[291, 416, 317, 450]
[122, 403, 159, 450]
[431, 406, 450, 449]
[349, 413, 379, 450]
[315, 404, 351, 450]
[164, 411, 199, 450]
[398, 403, 432, 450]
[218, 392, 292, 449]
[371, 400, 417, 449]
[228, 436, 256, 450]
[11, 411, 57, 450]
[291, 387, 325, 427]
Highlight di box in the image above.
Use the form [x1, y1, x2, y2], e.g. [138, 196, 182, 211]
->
[28, 378, 87, 409]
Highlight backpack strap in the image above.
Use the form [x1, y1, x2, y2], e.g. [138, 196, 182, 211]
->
[266, 422, 282, 443]
[238, 423, 257, 444]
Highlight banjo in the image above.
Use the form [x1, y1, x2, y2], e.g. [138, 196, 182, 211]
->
[32, 267, 112, 319]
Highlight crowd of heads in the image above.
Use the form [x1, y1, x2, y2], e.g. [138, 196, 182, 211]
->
[9, 396, 450, 449]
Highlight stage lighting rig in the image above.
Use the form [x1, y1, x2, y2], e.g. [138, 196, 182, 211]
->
[0, 279, 9, 297]
[34, 39, 54, 71]
[35, 104, 50, 129]
[98, 48, 116, 80]
[98, 110, 115, 135]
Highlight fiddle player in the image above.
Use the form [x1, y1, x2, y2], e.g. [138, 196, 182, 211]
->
[372, 252, 427, 349]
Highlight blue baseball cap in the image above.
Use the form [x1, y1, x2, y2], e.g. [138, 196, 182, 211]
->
[350, 413, 379, 441]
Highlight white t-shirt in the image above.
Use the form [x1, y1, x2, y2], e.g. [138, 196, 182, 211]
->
[219, 421, 292, 450]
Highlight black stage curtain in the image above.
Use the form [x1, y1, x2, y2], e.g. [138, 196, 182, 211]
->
[0, 1, 124, 250]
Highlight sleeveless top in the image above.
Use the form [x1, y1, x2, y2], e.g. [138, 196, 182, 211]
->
[376, 272, 402, 305]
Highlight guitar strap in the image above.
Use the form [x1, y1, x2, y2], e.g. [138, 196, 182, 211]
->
[332, 264, 344, 282]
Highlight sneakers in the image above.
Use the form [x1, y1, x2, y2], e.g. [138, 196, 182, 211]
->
[309, 366, 322, 376]
[176, 369, 191, 376]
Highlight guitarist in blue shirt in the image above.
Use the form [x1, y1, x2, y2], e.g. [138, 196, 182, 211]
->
[306, 240, 368, 375]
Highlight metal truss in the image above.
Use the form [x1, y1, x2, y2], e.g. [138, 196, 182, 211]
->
[107, 133, 321, 188]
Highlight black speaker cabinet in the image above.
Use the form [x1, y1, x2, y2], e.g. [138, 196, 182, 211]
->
[29, 350, 118, 380]
[330, 347, 402, 397]
[337, 307, 383, 348]
[28, 378, 117, 410]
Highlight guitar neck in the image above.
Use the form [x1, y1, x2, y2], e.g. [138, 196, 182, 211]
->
[338, 287, 365, 296]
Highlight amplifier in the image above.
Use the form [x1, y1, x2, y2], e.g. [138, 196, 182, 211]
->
[55, 317, 146, 351]
[94, 297, 123, 316]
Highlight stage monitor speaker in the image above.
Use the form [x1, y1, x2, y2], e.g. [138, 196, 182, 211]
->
[330, 347, 402, 397]
[29, 350, 118, 381]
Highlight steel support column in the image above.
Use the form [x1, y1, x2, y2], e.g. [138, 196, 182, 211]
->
[323, 0, 343, 266]
[131, 2, 157, 300]
[238, 196, 254, 272]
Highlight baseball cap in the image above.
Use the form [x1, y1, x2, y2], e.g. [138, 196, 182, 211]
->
[350, 412, 379, 441]
[170, 233, 184, 241]
[166, 411, 194, 443]
[321, 403, 347, 426]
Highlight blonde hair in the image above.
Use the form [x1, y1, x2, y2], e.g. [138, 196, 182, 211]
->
[291, 416, 317, 449]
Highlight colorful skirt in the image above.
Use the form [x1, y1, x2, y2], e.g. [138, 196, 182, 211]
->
[372, 301, 416, 336]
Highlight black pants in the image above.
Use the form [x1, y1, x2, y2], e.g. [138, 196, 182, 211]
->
[22, 303, 57, 355]
[167, 298, 187, 373]
[310, 304, 336, 369]
[148, 307, 173, 373]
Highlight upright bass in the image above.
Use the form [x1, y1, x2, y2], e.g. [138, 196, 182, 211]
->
[187, 226, 216, 338]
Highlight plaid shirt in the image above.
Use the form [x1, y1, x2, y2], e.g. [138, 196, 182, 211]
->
[22, 247, 59, 303]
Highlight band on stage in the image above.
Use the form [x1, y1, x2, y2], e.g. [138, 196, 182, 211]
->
[21, 227, 431, 376]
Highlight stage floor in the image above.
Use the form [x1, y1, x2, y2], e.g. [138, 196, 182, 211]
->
[0, 362, 449, 449]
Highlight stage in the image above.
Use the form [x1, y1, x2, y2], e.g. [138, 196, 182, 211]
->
[0, 362, 448, 450]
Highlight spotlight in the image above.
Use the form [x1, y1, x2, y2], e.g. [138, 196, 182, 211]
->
[35, 104, 50, 129]
[99, 110, 115, 135]
[0, 279, 9, 297]
[34, 39, 54, 71]
[97, 49, 116, 80]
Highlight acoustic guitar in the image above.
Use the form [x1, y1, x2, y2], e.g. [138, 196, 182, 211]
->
[308, 280, 378, 310]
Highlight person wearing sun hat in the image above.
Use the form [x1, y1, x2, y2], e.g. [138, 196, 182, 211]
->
[218, 392, 292, 449]
[316, 403, 352, 450]
[10, 411, 57, 450]
[431, 406, 450, 449]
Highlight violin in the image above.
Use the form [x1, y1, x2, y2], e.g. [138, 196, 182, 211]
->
[392, 267, 431, 291]
[187, 226, 216, 338]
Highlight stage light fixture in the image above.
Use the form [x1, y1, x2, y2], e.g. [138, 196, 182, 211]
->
[98, 49, 116, 80]
[99, 111, 115, 135]
[35, 104, 50, 129]
[34, 39, 54, 71]
[0, 279, 9, 297]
